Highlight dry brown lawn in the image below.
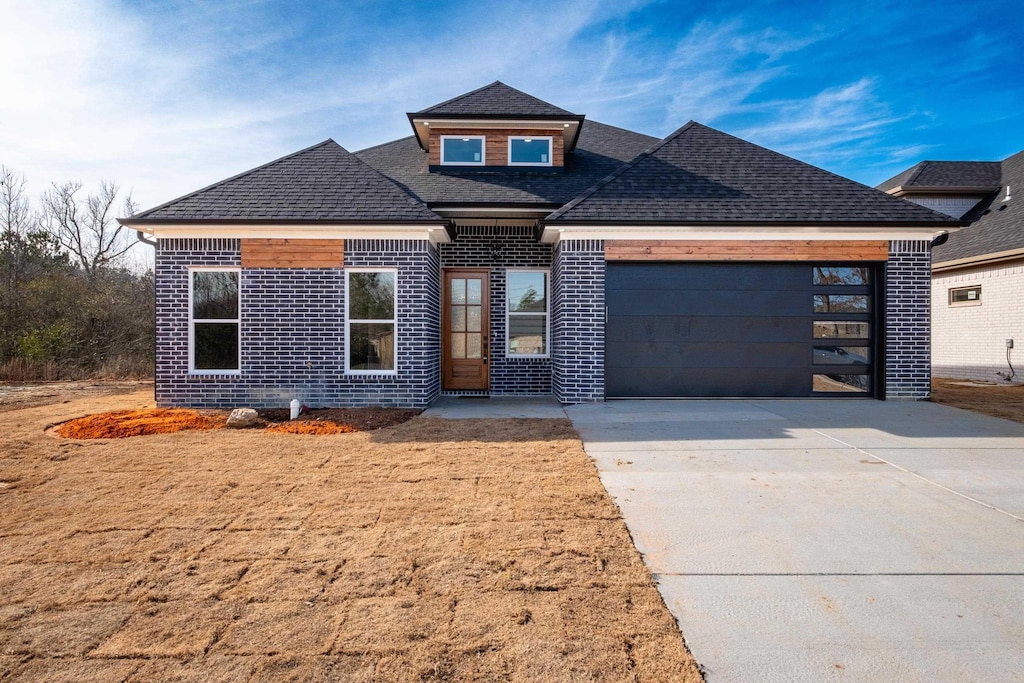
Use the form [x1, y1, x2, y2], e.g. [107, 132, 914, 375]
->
[932, 377, 1024, 424]
[0, 385, 702, 682]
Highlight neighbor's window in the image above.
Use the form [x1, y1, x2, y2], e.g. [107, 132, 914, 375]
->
[347, 270, 397, 373]
[190, 268, 240, 373]
[440, 136, 485, 165]
[508, 136, 552, 166]
[949, 285, 981, 306]
[507, 270, 549, 356]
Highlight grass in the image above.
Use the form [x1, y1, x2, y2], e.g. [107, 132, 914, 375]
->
[0, 386, 702, 682]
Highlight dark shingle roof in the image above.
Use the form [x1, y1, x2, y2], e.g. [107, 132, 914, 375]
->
[129, 140, 442, 223]
[933, 150, 1023, 263]
[876, 161, 1003, 192]
[356, 120, 658, 206]
[546, 122, 958, 225]
[413, 81, 577, 117]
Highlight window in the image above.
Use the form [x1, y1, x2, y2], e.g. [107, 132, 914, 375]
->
[346, 270, 397, 373]
[949, 285, 981, 306]
[506, 270, 548, 357]
[812, 266, 870, 286]
[190, 268, 240, 373]
[508, 136, 552, 166]
[440, 136, 485, 165]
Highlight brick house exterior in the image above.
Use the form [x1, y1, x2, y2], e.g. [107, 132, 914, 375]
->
[124, 82, 960, 408]
[878, 151, 1023, 384]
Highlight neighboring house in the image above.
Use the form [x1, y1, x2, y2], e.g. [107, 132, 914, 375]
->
[878, 151, 1022, 382]
[121, 82, 959, 408]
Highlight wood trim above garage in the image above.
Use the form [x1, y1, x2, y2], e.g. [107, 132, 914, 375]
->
[241, 238, 345, 268]
[604, 240, 890, 262]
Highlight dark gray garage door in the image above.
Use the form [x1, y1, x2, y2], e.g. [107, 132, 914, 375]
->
[605, 262, 878, 398]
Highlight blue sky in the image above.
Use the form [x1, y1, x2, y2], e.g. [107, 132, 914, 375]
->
[1, 0, 1022, 213]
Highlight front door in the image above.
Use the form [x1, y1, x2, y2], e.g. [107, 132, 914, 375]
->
[443, 269, 490, 390]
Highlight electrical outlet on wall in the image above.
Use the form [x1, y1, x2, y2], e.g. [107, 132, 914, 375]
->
[1008, 339, 1015, 349]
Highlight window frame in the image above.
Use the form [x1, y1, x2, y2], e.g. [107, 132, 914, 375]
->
[949, 285, 982, 307]
[505, 268, 550, 359]
[188, 266, 242, 375]
[507, 136, 553, 167]
[345, 268, 399, 375]
[440, 135, 486, 166]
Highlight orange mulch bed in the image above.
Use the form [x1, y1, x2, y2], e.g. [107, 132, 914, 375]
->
[55, 408, 222, 439]
[54, 407, 421, 439]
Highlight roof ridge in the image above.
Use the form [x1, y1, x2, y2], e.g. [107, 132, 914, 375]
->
[546, 121, 698, 221]
[415, 80, 505, 114]
[353, 135, 418, 155]
[129, 139, 339, 220]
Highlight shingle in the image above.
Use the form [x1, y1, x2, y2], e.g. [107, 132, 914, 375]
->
[545, 122, 957, 225]
[932, 150, 1023, 263]
[129, 140, 442, 223]
[413, 81, 577, 117]
[876, 161, 1003, 192]
[355, 120, 658, 206]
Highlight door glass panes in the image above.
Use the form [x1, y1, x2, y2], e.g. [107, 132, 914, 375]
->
[451, 333, 466, 359]
[467, 307, 481, 332]
[467, 279, 482, 305]
[451, 306, 466, 332]
[814, 295, 869, 313]
[813, 346, 870, 365]
[813, 267, 871, 285]
[451, 279, 466, 304]
[814, 321, 870, 339]
[466, 333, 482, 359]
[813, 374, 870, 393]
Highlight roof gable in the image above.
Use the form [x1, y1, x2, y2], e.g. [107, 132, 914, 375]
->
[933, 150, 1023, 264]
[413, 81, 577, 117]
[128, 140, 441, 224]
[546, 122, 958, 226]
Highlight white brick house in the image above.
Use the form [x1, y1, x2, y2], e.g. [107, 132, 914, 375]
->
[879, 151, 1023, 383]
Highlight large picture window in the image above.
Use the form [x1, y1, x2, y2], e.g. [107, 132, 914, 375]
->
[440, 136, 485, 165]
[190, 268, 240, 373]
[508, 136, 552, 166]
[346, 270, 397, 373]
[506, 270, 548, 357]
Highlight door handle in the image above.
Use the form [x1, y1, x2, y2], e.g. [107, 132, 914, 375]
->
[482, 337, 488, 364]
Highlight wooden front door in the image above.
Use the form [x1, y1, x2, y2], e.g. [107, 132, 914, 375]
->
[443, 269, 489, 390]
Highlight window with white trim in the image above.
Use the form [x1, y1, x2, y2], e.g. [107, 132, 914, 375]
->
[506, 270, 549, 357]
[508, 136, 552, 166]
[346, 269, 397, 373]
[949, 285, 981, 306]
[440, 136, 485, 165]
[190, 268, 240, 373]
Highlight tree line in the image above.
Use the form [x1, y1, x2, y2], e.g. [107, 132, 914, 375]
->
[1, 165, 154, 381]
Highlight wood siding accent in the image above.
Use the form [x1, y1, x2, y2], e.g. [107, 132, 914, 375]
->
[241, 239, 345, 268]
[429, 129, 564, 167]
[604, 240, 890, 262]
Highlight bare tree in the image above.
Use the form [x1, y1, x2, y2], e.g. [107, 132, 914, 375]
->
[1, 165, 32, 237]
[41, 180, 138, 279]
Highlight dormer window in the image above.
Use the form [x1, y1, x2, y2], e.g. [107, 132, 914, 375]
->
[441, 136, 485, 165]
[509, 136, 552, 166]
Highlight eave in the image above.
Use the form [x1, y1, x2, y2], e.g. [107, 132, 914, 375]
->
[538, 222, 961, 245]
[119, 220, 453, 244]
[885, 185, 1000, 197]
[406, 114, 586, 153]
[932, 247, 1024, 273]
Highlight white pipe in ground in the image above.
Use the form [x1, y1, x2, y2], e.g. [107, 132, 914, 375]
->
[290, 399, 301, 420]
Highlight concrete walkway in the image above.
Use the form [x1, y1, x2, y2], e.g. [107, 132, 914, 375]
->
[565, 399, 1024, 682]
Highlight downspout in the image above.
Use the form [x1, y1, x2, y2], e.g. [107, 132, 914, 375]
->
[135, 230, 158, 388]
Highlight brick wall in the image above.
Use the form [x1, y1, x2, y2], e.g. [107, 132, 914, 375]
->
[885, 240, 932, 399]
[439, 225, 553, 395]
[155, 238, 440, 409]
[932, 261, 1024, 382]
[552, 240, 605, 403]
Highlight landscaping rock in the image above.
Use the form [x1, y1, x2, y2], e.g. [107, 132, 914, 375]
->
[226, 408, 259, 428]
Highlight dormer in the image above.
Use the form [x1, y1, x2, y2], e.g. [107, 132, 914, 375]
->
[407, 82, 585, 172]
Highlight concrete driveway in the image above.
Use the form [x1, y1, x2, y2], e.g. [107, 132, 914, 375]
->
[565, 399, 1024, 682]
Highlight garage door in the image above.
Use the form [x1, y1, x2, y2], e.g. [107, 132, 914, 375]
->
[605, 262, 878, 398]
